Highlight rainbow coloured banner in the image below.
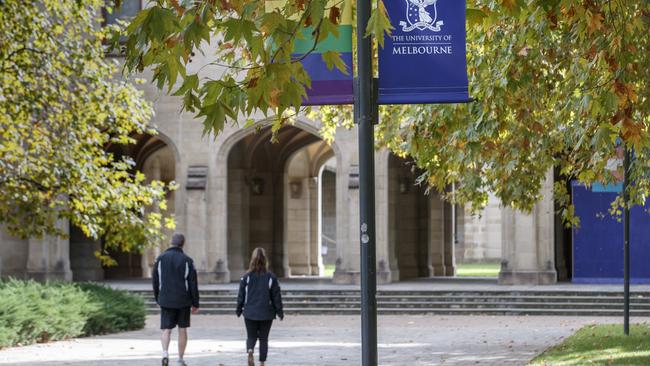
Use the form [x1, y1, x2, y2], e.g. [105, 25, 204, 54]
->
[267, 1, 354, 105]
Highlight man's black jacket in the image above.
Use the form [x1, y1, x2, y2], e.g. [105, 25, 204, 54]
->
[152, 247, 199, 309]
[236, 271, 284, 321]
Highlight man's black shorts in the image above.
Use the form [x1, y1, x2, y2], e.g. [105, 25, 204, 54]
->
[160, 307, 191, 329]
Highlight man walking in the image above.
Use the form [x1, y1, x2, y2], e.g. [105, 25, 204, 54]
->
[153, 233, 200, 366]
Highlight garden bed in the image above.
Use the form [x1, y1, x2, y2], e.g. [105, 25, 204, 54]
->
[0, 280, 145, 348]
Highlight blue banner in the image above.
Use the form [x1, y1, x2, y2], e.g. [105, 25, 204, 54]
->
[378, 0, 470, 104]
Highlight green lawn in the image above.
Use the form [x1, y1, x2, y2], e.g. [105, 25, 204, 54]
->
[528, 324, 650, 366]
[323, 264, 336, 277]
[455, 263, 500, 277]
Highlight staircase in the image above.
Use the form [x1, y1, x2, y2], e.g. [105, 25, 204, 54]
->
[131, 289, 650, 316]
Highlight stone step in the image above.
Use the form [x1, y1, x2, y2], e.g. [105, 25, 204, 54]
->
[135, 289, 650, 316]
[147, 303, 650, 311]
[132, 290, 650, 298]
[142, 294, 650, 303]
[145, 301, 650, 309]
[144, 307, 650, 316]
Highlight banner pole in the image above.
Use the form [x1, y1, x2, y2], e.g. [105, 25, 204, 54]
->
[355, 0, 378, 364]
[623, 146, 631, 335]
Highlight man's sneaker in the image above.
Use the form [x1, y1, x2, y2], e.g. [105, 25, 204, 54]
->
[247, 350, 255, 366]
[161, 357, 169, 366]
[177, 360, 188, 366]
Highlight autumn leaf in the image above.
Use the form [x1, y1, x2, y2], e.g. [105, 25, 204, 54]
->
[502, 0, 517, 10]
[328, 6, 341, 24]
[586, 11, 604, 34]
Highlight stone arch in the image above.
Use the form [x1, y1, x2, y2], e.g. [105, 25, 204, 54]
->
[282, 140, 337, 276]
[216, 118, 343, 279]
[69, 132, 179, 281]
[385, 153, 455, 280]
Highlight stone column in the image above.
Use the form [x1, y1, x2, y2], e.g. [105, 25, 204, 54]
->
[443, 200, 456, 276]
[285, 176, 312, 275]
[141, 157, 162, 278]
[375, 149, 394, 283]
[184, 165, 217, 283]
[308, 177, 321, 275]
[227, 168, 249, 280]
[386, 178, 400, 281]
[428, 194, 447, 276]
[499, 170, 557, 285]
[207, 154, 230, 283]
[27, 220, 73, 281]
[333, 162, 361, 284]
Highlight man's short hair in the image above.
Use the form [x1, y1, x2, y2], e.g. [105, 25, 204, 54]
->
[171, 233, 185, 247]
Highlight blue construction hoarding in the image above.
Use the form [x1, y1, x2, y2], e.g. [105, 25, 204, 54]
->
[572, 181, 650, 283]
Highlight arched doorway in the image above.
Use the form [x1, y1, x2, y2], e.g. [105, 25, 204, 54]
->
[387, 154, 455, 279]
[69, 133, 177, 281]
[226, 125, 338, 279]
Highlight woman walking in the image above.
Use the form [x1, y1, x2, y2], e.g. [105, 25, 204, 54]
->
[236, 248, 284, 366]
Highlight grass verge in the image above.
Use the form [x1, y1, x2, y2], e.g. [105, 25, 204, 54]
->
[528, 323, 650, 366]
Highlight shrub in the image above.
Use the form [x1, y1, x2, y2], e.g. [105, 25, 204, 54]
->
[77, 283, 145, 336]
[0, 280, 145, 348]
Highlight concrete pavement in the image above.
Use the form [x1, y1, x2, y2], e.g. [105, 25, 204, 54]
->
[0, 314, 638, 366]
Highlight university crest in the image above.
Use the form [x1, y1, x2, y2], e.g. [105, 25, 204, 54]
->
[399, 0, 444, 32]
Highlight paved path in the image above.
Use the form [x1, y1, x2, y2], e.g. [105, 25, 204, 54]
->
[0, 315, 639, 366]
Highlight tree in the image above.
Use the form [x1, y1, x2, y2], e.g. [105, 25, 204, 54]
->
[374, 1, 648, 222]
[119, 0, 648, 220]
[0, 0, 175, 264]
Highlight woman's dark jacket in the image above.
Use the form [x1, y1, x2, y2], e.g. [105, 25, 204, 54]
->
[236, 271, 284, 321]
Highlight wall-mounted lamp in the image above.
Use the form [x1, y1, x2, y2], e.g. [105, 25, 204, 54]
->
[398, 176, 410, 194]
[251, 177, 265, 195]
[289, 180, 302, 199]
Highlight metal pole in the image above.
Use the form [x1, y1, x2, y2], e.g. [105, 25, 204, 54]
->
[623, 146, 631, 335]
[355, 0, 378, 364]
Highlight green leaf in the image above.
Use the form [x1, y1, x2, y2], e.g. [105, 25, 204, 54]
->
[321, 50, 349, 75]
[173, 74, 199, 96]
[365, 0, 394, 48]
[466, 8, 487, 26]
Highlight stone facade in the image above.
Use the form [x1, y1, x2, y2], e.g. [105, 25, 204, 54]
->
[0, 114, 557, 285]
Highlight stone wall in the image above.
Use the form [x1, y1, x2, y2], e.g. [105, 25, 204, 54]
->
[0, 227, 28, 279]
[456, 194, 502, 263]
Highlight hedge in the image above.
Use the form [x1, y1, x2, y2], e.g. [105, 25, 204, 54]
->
[0, 279, 145, 348]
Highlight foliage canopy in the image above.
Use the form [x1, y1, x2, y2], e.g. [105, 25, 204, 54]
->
[121, 0, 648, 219]
[0, 0, 174, 262]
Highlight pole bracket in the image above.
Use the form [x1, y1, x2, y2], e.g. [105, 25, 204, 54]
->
[353, 77, 379, 125]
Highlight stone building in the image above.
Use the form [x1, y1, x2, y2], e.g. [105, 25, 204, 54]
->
[0, 1, 562, 286]
[0, 104, 559, 285]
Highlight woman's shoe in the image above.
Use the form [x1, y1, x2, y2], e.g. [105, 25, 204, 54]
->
[247, 350, 255, 366]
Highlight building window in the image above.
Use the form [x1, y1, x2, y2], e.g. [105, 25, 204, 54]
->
[104, 0, 142, 26]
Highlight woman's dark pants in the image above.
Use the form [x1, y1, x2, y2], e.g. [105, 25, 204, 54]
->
[244, 318, 273, 362]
